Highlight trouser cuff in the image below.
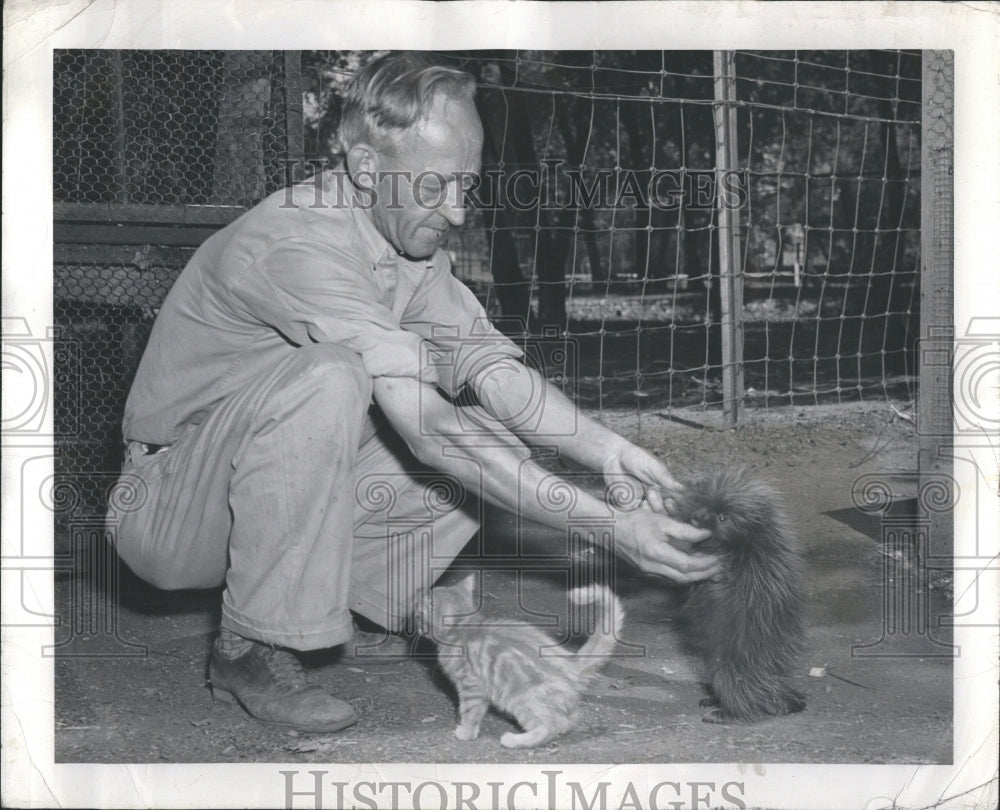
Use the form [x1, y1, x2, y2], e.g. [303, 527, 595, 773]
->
[220, 604, 355, 651]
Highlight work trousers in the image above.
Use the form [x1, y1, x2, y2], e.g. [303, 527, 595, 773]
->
[108, 344, 480, 650]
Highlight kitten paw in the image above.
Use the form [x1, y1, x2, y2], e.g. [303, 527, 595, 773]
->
[454, 725, 479, 740]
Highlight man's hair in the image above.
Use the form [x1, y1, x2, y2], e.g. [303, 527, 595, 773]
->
[338, 52, 477, 155]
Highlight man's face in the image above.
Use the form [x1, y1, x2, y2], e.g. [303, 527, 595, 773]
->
[369, 94, 483, 260]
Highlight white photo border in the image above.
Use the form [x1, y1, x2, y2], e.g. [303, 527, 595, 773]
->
[3, 2, 998, 808]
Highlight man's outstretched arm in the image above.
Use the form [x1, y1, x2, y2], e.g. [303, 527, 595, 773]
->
[468, 357, 687, 505]
[372, 375, 721, 584]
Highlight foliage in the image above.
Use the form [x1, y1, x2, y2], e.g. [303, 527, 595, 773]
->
[301, 50, 381, 162]
[300, 50, 921, 327]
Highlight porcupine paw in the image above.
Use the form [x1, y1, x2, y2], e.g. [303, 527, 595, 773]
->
[698, 693, 733, 723]
[779, 689, 807, 715]
[700, 707, 733, 725]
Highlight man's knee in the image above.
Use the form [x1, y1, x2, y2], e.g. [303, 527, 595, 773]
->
[292, 343, 371, 390]
[134, 556, 225, 591]
[110, 524, 227, 591]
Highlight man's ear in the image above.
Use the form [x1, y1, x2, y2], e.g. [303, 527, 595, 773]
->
[345, 142, 379, 189]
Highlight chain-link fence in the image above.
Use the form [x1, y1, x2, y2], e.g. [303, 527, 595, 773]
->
[53, 50, 302, 527]
[733, 51, 921, 408]
[302, 50, 920, 412]
[53, 49, 924, 523]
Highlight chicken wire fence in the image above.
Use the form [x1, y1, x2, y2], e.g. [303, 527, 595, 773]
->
[52, 49, 924, 525]
[52, 50, 302, 529]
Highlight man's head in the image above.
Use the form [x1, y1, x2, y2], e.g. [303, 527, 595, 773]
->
[339, 52, 483, 260]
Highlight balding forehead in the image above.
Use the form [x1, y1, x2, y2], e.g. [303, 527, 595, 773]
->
[388, 95, 483, 172]
[414, 94, 483, 146]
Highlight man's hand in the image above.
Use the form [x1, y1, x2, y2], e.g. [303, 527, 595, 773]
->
[602, 444, 684, 511]
[614, 507, 720, 584]
[375, 374, 718, 583]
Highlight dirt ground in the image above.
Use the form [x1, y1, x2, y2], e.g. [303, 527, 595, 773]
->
[54, 399, 954, 764]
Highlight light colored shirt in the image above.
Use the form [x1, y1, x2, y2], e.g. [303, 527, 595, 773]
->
[123, 167, 521, 445]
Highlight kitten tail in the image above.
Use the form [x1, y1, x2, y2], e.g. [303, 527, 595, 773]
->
[568, 585, 624, 677]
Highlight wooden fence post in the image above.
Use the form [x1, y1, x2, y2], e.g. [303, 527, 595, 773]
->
[284, 51, 305, 177]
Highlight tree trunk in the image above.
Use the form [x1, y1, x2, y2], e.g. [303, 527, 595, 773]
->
[867, 99, 914, 359]
[475, 86, 533, 330]
[556, 97, 607, 284]
[870, 101, 907, 312]
[490, 59, 572, 331]
[620, 100, 651, 280]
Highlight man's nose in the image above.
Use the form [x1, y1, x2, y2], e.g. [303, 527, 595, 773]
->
[439, 187, 467, 227]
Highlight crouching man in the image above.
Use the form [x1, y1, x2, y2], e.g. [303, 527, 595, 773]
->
[109, 52, 720, 734]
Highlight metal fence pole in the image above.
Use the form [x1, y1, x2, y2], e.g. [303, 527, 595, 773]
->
[919, 51, 954, 555]
[713, 50, 744, 425]
[111, 51, 128, 204]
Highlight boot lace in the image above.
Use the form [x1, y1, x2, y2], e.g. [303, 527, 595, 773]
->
[264, 647, 310, 695]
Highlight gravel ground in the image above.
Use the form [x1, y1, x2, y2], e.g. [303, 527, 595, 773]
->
[54, 399, 954, 765]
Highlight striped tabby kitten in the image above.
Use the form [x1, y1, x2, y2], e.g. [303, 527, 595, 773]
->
[415, 576, 623, 748]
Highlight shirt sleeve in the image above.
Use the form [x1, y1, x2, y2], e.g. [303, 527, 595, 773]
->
[401, 251, 524, 397]
[230, 237, 427, 379]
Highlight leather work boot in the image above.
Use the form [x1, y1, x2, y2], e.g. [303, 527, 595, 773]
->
[341, 619, 417, 660]
[209, 639, 358, 733]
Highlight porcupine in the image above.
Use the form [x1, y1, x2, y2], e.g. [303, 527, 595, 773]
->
[672, 465, 807, 723]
